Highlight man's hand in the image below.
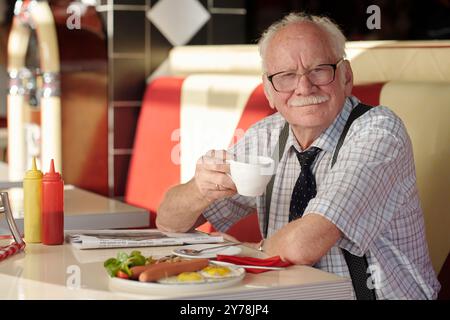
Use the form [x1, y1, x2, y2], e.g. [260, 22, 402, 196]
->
[194, 150, 237, 202]
[156, 149, 237, 233]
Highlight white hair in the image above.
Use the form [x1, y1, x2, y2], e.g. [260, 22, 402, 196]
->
[258, 12, 347, 71]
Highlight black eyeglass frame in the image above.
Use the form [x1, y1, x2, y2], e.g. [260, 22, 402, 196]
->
[266, 58, 344, 93]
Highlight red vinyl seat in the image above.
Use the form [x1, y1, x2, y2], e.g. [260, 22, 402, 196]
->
[125, 77, 185, 228]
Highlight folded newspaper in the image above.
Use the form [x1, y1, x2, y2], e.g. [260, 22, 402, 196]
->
[66, 229, 224, 250]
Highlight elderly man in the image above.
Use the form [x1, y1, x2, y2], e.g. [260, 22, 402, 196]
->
[157, 12, 440, 299]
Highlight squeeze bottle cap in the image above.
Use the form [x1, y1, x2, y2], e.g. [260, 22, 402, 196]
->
[24, 157, 43, 179]
[43, 159, 62, 181]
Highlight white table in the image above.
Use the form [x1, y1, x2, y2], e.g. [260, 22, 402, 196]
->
[0, 241, 353, 300]
[0, 185, 149, 234]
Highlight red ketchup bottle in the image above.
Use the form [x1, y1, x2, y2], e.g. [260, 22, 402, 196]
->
[42, 159, 64, 245]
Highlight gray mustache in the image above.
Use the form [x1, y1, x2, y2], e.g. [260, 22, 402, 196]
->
[290, 95, 329, 107]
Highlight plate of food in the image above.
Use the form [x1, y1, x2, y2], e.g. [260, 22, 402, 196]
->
[105, 251, 245, 295]
[172, 243, 242, 259]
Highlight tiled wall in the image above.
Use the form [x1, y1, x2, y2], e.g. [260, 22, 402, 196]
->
[97, 0, 247, 197]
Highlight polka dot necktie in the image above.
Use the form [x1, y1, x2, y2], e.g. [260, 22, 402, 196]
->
[289, 147, 321, 222]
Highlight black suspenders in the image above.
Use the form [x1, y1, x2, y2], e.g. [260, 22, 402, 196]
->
[263, 103, 377, 300]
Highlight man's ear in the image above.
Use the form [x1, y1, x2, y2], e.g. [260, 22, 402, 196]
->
[343, 60, 354, 96]
[262, 75, 276, 109]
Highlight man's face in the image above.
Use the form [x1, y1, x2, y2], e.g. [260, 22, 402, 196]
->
[263, 22, 353, 133]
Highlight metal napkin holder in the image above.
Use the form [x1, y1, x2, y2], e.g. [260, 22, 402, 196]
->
[0, 192, 24, 245]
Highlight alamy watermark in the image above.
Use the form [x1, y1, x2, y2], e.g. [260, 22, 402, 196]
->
[169, 127, 282, 169]
[66, 3, 89, 30]
[366, 263, 385, 290]
[366, 5, 381, 30]
[66, 265, 81, 289]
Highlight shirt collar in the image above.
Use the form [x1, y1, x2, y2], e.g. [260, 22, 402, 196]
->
[285, 96, 360, 154]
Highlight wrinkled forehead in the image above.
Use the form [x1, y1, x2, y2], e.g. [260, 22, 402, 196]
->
[264, 22, 336, 71]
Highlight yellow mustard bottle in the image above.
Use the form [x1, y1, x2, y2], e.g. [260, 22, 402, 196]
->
[23, 157, 43, 243]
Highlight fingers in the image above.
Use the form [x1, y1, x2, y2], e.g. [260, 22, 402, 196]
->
[194, 177, 236, 203]
[196, 183, 236, 203]
[198, 161, 230, 173]
[207, 188, 236, 199]
[197, 170, 236, 191]
[205, 149, 234, 161]
[194, 150, 237, 202]
[197, 150, 233, 174]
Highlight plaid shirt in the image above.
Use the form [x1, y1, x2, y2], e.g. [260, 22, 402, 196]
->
[203, 96, 440, 299]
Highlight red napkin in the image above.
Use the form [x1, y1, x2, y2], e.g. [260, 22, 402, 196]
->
[0, 242, 26, 262]
[216, 255, 292, 274]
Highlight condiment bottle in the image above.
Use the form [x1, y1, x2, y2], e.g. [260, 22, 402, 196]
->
[23, 157, 43, 243]
[42, 159, 64, 245]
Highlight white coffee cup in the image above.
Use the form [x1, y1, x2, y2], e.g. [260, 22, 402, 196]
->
[227, 155, 275, 197]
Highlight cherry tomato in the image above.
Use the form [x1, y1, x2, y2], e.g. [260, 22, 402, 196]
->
[117, 270, 129, 279]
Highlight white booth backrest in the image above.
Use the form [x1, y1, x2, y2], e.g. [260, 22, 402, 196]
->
[168, 40, 450, 84]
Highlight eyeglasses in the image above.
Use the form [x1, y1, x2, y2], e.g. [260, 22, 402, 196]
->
[266, 58, 344, 93]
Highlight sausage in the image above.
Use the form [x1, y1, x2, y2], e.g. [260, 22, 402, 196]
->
[129, 258, 178, 280]
[129, 265, 149, 280]
[138, 259, 209, 282]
